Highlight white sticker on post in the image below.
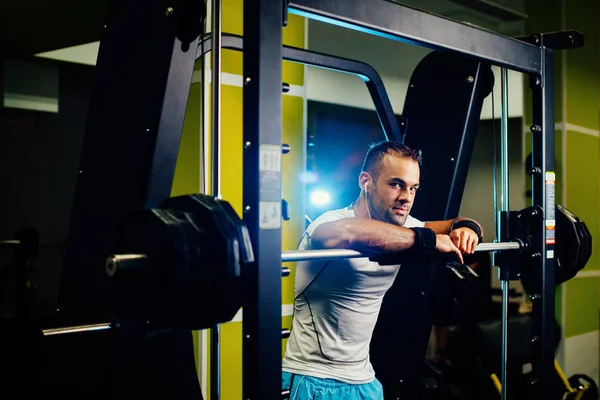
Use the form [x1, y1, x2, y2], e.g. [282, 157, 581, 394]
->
[545, 171, 556, 221]
[547, 250, 554, 259]
[259, 201, 281, 230]
[260, 145, 282, 172]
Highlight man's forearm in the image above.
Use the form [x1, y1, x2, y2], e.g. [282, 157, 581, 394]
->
[311, 219, 417, 253]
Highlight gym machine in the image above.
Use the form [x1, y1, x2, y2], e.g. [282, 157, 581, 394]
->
[5, 1, 588, 400]
[243, 1, 584, 398]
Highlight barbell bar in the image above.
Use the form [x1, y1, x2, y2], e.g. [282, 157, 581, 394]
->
[41, 322, 292, 338]
[106, 255, 294, 277]
[281, 241, 522, 263]
[105, 241, 522, 276]
[42, 323, 113, 336]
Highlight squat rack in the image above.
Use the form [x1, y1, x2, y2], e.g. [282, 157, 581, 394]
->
[57, 0, 582, 398]
[241, 1, 581, 399]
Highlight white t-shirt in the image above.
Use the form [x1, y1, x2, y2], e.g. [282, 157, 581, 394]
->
[282, 206, 425, 384]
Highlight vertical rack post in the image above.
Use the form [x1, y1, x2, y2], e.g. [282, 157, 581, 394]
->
[242, 0, 284, 399]
[211, 0, 222, 199]
[499, 67, 510, 400]
[529, 42, 556, 398]
[210, 0, 222, 399]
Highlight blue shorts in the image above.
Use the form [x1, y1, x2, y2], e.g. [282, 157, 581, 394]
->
[282, 371, 384, 400]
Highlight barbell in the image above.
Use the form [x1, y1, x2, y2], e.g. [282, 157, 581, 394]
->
[103, 194, 589, 330]
[25, 194, 589, 339]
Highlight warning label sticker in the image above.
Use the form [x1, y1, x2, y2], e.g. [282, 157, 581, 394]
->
[260, 145, 282, 173]
[546, 229, 555, 245]
[545, 170, 556, 227]
[259, 201, 281, 230]
[258, 144, 282, 230]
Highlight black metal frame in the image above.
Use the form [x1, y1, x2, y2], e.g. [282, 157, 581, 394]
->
[59, 0, 581, 398]
[196, 33, 403, 141]
[529, 33, 558, 393]
[287, 0, 543, 74]
[243, 1, 581, 399]
[241, 2, 284, 400]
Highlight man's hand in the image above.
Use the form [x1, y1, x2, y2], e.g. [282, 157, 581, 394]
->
[449, 227, 479, 254]
[436, 234, 463, 264]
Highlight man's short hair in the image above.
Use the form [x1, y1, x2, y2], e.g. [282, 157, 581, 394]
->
[360, 141, 422, 181]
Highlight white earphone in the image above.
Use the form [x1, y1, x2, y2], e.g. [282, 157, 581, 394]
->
[364, 182, 372, 220]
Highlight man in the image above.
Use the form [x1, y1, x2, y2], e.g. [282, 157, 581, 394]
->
[282, 141, 483, 399]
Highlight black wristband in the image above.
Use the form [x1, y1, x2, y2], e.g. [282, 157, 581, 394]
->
[450, 219, 483, 243]
[370, 227, 437, 265]
[409, 227, 437, 254]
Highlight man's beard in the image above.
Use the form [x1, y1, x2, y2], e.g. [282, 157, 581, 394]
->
[369, 201, 408, 226]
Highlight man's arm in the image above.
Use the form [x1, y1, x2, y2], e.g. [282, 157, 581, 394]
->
[310, 218, 463, 262]
[311, 218, 416, 253]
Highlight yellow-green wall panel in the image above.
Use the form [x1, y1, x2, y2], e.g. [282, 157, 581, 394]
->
[222, 50, 243, 76]
[282, 315, 293, 355]
[220, 322, 243, 400]
[565, 278, 600, 337]
[172, 82, 202, 197]
[565, 132, 599, 270]
[565, 0, 600, 130]
[282, 14, 306, 86]
[220, 84, 244, 214]
[565, 56, 599, 130]
[555, 284, 563, 326]
[282, 95, 305, 304]
[222, 0, 243, 36]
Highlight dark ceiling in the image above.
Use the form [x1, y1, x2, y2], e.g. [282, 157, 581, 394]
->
[1, 0, 112, 58]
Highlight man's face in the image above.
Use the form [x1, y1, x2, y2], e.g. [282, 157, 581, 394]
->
[366, 155, 420, 226]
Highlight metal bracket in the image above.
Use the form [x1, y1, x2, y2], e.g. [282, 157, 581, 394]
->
[496, 206, 542, 281]
[516, 30, 584, 50]
[283, 0, 290, 27]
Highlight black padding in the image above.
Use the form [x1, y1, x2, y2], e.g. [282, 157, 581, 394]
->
[402, 51, 494, 222]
